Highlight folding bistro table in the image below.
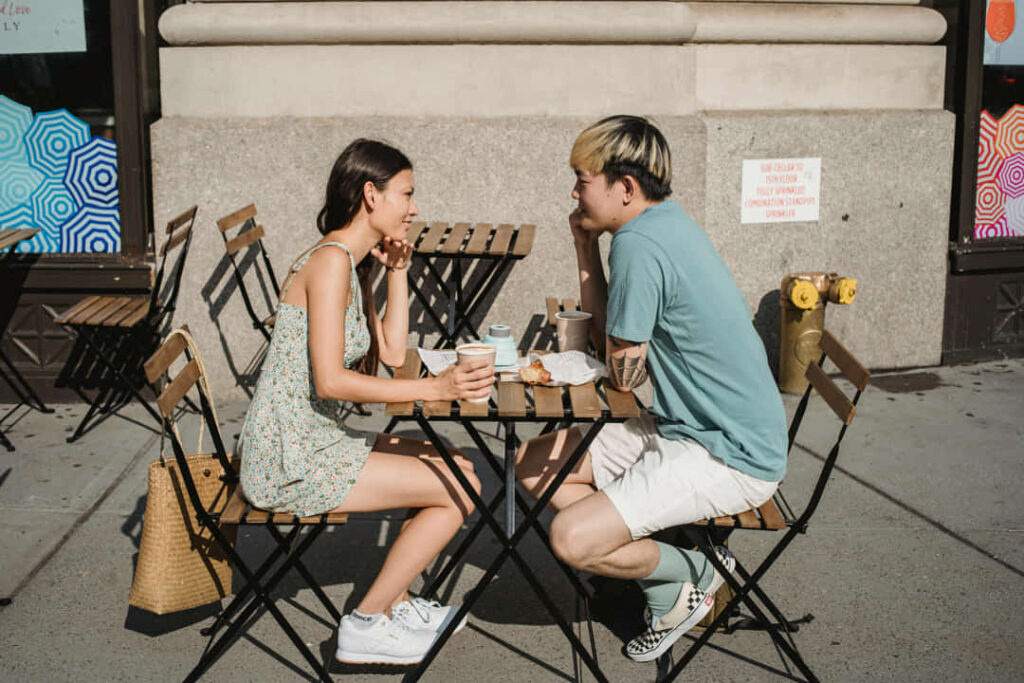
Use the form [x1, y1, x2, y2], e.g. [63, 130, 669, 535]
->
[0, 228, 54, 451]
[384, 349, 642, 682]
[404, 221, 535, 348]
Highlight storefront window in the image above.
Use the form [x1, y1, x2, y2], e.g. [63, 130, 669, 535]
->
[975, 0, 1024, 239]
[0, 1, 121, 254]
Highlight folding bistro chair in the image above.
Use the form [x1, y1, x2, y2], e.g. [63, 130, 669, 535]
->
[144, 328, 347, 682]
[53, 205, 199, 442]
[658, 329, 870, 682]
[215, 204, 280, 343]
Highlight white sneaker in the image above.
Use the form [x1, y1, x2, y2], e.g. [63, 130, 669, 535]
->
[392, 597, 468, 635]
[335, 611, 436, 665]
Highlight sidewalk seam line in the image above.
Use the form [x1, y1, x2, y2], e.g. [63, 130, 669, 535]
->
[0, 431, 160, 608]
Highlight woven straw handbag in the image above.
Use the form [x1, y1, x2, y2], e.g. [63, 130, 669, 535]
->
[128, 329, 238, 615]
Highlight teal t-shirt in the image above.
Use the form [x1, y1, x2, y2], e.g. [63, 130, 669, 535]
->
[606, 201, 787, 482]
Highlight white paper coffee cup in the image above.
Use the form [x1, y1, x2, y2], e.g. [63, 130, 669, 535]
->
[556, 311, 592, 352]
[455, 343, 496, 403]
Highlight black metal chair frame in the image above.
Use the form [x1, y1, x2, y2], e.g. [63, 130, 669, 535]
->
[55, 206, 199, 442]
[0, 229, 55, 451]
[216, 204, 280, 343]
[658, 330, 870, 683]
[145, 329, 342, 683]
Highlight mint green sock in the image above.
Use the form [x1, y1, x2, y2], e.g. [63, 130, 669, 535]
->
[637, 542, 715, 620]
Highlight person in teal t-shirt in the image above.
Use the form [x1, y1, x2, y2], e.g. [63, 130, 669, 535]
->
[516, 116, 788, 662]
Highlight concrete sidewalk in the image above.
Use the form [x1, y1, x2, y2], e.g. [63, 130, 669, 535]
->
[0, 358, 1022, 682]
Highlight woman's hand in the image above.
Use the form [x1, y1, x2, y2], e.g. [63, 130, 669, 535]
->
[432, 359, 494, 401]
[371, 236, 413, 271]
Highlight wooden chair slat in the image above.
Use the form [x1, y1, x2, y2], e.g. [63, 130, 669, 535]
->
[0, 228, 15, 241]
[245, 508, 269, 524]
[295, 511, 349, 525]
[806, 361, 855, 425]
[423, 399, 452, 417]
[224, 224, 265, 255]
[458, 398, 490, 417]
[711, 515, 737, 527]
[464, 223, 492, 254]
[820, 329, 870, 391]
[167, 205, 198, 233]
[161, 223, 192, 256]
[561, 298, 579, 314]
[545, 297, 560, 326]
[145, 332, 189, 383]
[603, 380, 641, 419]
[511, 224, 536, 257]
[220, 487, 249, 525]
[416, 222, 449, 254]
[86, 297, 133, 325]
[497, 381, 526, 417]
[533, 385, 564, 418]
[216, 204, 256, 232]
[568, 382, 601, 419]
[53, 296, 102, 324]
[385, 349, 421, 416]
[102, 297, 149, 327]
[264, 313, 277, 328]
[488, 224, 515, 255]
[758, 500, 787, 530]
[405, 221, 428, 247]
[157, 359, 201, 417]
[118, 298, 154, 328]
[441, 222, 471, 254]
[67, 296, 117, 324]
[737, 509, 761, 528]
[0, 230, 28, 250]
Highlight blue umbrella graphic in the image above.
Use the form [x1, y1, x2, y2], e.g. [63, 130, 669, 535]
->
[0, 203, 58, 254]
[24, 109, 90, 178]
[64, 137, 118, 208]
[61, 205, 121, 253]
[28, 178, 77, 253]
[0, 161, 45, 213]
[0, 96, 32, 163]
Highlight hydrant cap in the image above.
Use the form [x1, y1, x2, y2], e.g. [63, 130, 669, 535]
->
[789, 280, 819, 310]
[837, 278, 857, 305]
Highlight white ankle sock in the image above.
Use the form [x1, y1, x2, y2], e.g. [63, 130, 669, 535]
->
[349, 610, 384, 629]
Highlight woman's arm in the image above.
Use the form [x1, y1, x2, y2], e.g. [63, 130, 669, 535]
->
[306, 248, 490, 403]
[373, 266, 410, 367]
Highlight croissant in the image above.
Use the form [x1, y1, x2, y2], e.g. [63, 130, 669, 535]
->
[518, 360, 552, 385]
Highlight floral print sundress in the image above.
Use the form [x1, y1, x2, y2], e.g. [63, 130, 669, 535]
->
[239, 241, 375, 517]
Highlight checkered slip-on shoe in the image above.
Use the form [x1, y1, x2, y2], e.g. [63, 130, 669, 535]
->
[627, 546, 736, 663]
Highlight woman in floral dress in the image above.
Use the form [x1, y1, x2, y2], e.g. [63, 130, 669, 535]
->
[238, 139, 494, 665]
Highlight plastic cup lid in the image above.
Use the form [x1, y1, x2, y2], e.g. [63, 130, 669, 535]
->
[488, 324, 511, 338]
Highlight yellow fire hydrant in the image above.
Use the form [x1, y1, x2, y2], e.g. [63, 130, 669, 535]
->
[779, 272, 857, 394]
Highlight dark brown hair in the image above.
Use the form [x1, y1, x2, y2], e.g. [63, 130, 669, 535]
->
[317, 139, 412, 376]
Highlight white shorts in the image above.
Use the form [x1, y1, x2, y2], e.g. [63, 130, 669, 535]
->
[587, 414, 779, 541]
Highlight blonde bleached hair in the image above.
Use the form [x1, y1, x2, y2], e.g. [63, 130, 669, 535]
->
[570, 115, 672, 200]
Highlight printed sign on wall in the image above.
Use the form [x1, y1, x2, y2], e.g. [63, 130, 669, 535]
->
[0, 0, 86, 55]
[741, 158, 821, 224]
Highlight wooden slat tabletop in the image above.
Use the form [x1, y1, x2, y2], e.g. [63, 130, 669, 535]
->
[416, 222, 449, 253]
[441, 222, 471, 254]
[488, 224, 515, 256]
[511, 224, 536, 257]
[464, 223, 492, 254]
[405, 221, 428, 247]
[383, 350, 638, 423]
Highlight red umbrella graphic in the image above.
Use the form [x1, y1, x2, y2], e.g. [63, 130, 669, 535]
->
[988, 0, 1016, 43]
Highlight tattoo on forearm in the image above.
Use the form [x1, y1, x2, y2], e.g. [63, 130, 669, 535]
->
[609, 344, 649, 390]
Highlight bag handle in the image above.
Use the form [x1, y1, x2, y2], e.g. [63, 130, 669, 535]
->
[157, 327, 223, 467]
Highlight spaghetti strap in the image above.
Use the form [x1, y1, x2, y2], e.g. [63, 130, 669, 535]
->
[278, 241, 359, 305]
